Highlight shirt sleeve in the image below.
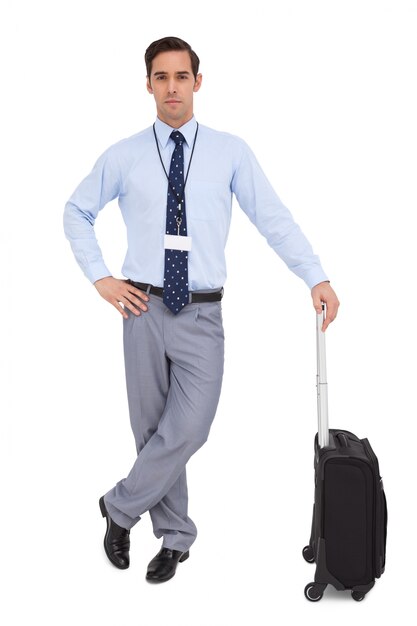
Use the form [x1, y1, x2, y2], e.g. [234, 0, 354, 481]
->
[63, 145, 121, 283]
[231, 140, 329, 289]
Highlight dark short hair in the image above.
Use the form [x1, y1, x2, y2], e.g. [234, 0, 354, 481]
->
[145, 37, 200, 80]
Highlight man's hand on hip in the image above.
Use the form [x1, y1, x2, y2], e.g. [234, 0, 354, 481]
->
[94, 277, 149, 319]
[311, 281, 340, 331]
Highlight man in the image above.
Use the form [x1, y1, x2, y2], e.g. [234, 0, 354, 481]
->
[64, 36, 339, 583]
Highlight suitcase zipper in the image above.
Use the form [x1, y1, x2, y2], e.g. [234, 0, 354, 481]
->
[362, 438, 381, 478]
[361, 438, 385, 578]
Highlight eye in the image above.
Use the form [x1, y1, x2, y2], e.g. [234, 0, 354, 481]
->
[156, 75, 166, 80]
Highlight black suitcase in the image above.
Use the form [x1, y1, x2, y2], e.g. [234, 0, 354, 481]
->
[303, 306, 387, 602]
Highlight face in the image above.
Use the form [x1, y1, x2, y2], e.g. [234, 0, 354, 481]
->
[146, 50, 202, 128]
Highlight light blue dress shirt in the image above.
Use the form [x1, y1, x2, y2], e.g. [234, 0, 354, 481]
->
[64, 116, 328, 290]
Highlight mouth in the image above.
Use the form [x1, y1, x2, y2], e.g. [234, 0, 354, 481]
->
[165, 99, 181, 104]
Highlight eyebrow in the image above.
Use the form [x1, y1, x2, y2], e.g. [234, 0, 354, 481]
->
[153, 71, 191, 76]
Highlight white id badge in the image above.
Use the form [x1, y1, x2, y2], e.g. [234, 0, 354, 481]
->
[164, 234, 192, 252]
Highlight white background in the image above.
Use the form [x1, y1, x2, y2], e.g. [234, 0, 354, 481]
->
[1, 0, 416, 623]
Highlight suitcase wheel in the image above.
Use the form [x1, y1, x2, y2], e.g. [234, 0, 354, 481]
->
[302, 545, 315, 563]
[304, 583, 325, 602]
[351, 591, 366, 602]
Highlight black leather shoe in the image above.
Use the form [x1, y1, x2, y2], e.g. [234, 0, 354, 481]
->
[146, 547, 189, 583]
[99, 496, 130, 569]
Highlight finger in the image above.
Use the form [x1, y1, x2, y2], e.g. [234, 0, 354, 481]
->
[326, 298, 339, 322]
[119, 295, 143, 316]
[312, 291, 323, 314]
[322, 300, 339, 331]
[128, 287, 150, 303]
[124, 289, 149, 311]
[113, 301, 129, 319]
[125, 291, 149, 311]
[322, 310, 332, 332]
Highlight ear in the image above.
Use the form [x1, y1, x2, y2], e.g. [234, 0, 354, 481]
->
[146, 76, 153, 94]
[193, 73, 203, 93]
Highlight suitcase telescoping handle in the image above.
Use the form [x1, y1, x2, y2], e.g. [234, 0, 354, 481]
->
[316, 303, 330, 448]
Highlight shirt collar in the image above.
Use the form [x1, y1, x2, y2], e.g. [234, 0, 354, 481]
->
[154, 115, 197, 149]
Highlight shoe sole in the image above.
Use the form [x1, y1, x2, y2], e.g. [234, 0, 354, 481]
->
[99, 496, 130, 570]
[145, 550, 190, 583]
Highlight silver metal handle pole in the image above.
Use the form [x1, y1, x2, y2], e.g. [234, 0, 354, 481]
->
[316, 304, 329, 448]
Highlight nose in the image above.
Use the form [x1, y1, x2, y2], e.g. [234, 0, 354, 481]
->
[167, 79, 177, 95]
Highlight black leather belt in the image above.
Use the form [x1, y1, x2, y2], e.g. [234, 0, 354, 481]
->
[128, 280, 223, 303]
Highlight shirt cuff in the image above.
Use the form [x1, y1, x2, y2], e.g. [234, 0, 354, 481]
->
[302, 267, 330, 290]
[85, 261, 113, 284]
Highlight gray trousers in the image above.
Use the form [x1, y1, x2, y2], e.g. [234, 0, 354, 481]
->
[103, 293, 225, 552]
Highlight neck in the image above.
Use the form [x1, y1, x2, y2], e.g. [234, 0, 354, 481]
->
[157, 113, 194, 129]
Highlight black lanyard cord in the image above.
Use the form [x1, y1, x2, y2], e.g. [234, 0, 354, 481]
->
[153, 122, 199, 227]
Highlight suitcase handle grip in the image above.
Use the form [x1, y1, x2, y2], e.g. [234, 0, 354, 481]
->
[335, 433, 349, 448]
[317, 303, 330, 448]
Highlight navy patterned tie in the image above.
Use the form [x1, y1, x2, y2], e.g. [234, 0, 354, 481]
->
[163, 131, 189, 314]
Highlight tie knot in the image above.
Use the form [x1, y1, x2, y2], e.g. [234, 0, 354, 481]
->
[170, 131, 185, 146]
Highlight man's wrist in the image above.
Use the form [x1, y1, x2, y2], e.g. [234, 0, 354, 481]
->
[312, 280, 330, 290]
[94, 275, 112, 285]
